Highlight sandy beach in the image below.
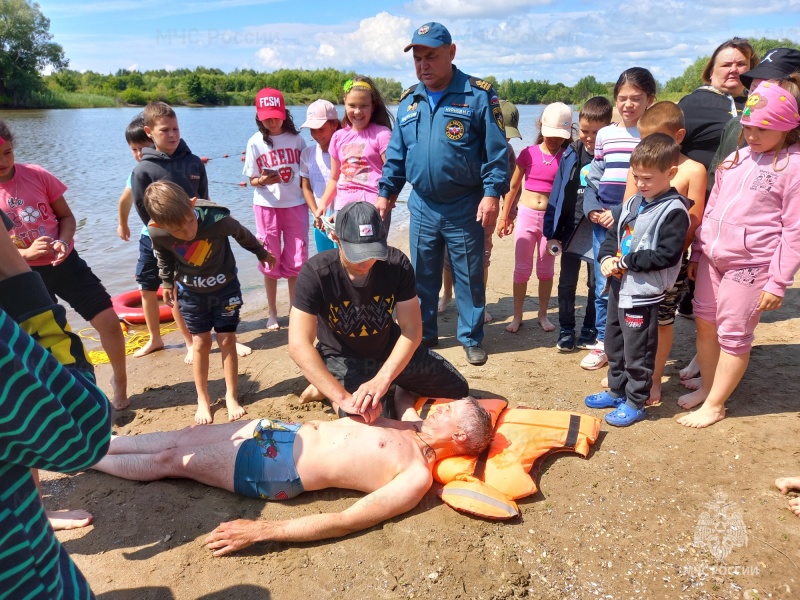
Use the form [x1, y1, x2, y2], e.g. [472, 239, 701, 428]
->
[42, 229, 800, 600]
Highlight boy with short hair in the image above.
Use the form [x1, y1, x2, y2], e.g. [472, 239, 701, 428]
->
[544, 96, 613, 352]
[143, 181, 274, 425]
[623, 101, 707, 402]
[585, 134, 690, 426]
[130, 102, 208, 360]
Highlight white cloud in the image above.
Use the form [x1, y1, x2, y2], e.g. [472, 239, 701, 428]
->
[405, 0, 551, 19]
[256, 48, 284, 70]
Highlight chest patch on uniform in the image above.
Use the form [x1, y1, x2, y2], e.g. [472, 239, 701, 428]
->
[445, 119, 465, 140]
[492, 106, 505, 131]
[444, 106, 473, 118]
[401, 112, 418, 124]
[407, 102, 418, 112]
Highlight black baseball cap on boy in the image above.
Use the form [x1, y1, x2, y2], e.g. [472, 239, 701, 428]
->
[335, 202, 389, 263]
[740, 48, 800, 89]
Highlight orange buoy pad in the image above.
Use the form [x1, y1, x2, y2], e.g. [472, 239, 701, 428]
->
[200, 156, 209, 163]
[112, 288, 173, 325]
[240, 156, 246, 162]
[223, 154, 229, 158]
[239, 181, 247, 187]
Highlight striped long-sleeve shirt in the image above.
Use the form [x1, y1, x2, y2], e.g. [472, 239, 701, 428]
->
[585, 124, 641, 210]
[0, 271, 111, 600]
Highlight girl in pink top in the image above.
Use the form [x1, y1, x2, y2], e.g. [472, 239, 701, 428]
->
[316, 76, 394, 230]
[498, 102, 573, 333]
[0, 120, 128, 409]
[678, 77, 800, 429]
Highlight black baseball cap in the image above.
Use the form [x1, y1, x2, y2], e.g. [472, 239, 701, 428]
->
[740, 48, 800, 90]
[335, 202, 388, 263]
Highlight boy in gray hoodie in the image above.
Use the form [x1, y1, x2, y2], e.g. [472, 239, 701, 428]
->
[144, 181, 274, 426]
[585, 134, 689, 426]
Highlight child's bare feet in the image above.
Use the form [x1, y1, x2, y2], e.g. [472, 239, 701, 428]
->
[681, 376, 702, 390]
[266, 315, 280, 330]
[110, 376, 130, 410]
[133, 338, 164, 359]
[438, 293, 453, 313]
[484, 310, 493, 324]
[195, 399, 213, 425]
[235, 342, 252, 357]
[677, 388, 706, 409]
[299, 383, 324, 404]
[48, 509, 93, 530]
[184, 345, 194, 365]
[226, 397, 246, 422]
[679, 355, 700, 380]
[775, 477, 800, 518]
[600, 376, 609, 388]
[538, 315, 555, 332]
[676, 403, 726, 428]
[506, 317, 523, 333]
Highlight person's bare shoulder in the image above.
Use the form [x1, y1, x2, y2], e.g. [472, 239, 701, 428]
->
[677, 154, 707, 179]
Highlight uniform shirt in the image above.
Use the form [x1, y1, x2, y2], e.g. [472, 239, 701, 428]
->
[243, 131, 306, 209]
[293, 247, 417, 361]
[379, 66, 509, 204]
[0, 164, 72, 266]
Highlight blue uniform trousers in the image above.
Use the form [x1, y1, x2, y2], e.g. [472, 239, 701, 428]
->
[409, 191, 485, 347]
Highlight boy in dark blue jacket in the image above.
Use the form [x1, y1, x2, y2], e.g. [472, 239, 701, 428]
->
[544, 97, 612, 352]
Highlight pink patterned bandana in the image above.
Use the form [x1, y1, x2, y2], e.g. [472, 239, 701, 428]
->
[742, 81, 800, 132]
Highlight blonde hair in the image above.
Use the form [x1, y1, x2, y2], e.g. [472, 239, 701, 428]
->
[143, 102, 176, 128]
[724, 74, 800, 173]
[143, 181, 194, 228]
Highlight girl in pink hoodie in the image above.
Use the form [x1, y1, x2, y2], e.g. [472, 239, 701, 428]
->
[678, 77, 800, 428]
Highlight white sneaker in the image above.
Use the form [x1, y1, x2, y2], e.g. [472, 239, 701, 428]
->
[580, 342, 607, 370]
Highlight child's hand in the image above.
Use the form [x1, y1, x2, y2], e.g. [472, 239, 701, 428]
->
[259, 169, 281, 186]
[163, 288, 174, 307]
[686, 261, 698, 281]
[757, 291, 782, 311]
[262, 253, 276, 269]
[117, 222, 130, 241]
[50, 239, 70, 266]
[597, 209, 615, 229]
[23, 236, 56, 261]
[496, 217, 514, 238]
[600, 257, 619, 277]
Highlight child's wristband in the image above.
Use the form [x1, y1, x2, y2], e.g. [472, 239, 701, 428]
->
[55, 239, 69, 249]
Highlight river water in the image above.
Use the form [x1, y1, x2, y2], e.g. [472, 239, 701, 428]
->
[2, 103, 552, 329]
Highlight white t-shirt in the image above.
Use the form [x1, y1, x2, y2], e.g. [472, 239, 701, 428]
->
[299, 144, 331, 200]
[243, 131, 307, 208]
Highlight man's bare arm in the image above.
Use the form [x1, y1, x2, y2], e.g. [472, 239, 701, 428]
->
[205, 464, 433, 556]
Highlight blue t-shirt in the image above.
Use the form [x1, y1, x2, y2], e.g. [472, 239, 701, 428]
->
[426, 88, 443, 109]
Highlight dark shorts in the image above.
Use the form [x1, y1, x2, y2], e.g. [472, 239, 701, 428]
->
[177, 278, 242, 335]
[234, 419, 304, 501]
[658, 258, 689, 326]
[135, 234, 161, 292]
[32, 249, 113, 322]
[322, 343, 469, 418]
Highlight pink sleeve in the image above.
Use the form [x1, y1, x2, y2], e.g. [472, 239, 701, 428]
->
[765, 179, 800, 296]
[36, 166, 68, 203]
[516, 146, 532, 170]
[328, 129, 343, 162]
[375, 126, 391, 154]
[690, 164, 727, 262]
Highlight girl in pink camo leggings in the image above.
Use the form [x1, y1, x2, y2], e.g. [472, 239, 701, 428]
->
[678, 77, 800, 428]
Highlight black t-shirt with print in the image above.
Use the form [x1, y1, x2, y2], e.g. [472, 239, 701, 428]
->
[292, 247, 418, 361]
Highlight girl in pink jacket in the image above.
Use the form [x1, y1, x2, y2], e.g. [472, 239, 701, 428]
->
[678, 77, 800, 428]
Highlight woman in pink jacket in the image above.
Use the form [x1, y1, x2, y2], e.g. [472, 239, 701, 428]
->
[678, 77, 800, 428]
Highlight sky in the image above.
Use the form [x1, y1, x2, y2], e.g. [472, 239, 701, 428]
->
[37, 0, 800, 86]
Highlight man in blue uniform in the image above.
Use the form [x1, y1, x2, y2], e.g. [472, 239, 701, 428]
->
[378, 22, 509, 366]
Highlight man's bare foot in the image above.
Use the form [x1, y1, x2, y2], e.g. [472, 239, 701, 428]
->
[266, 315, 280, 330]
[48, 509, 93, 530]
[226, 397, 246, 422]
[195, 400, 213, 425]
[538, 315, 555, 332]
[184, 346, 194, 365]
[438, 294, 453, 313]
[484, 310, 493, 324]
[679, 355, 700, 380]
[646, 381, 661, 406]
[681, 376, 702, 390]
[110, 377, 130, 410]
[236, 342, 252, 357]
[676, 403, 726, 428]
[677, 388, 707, 409]
[506, 318, 523, 333]
[299, 383, 325, 404]
[133, 338, 164, 359]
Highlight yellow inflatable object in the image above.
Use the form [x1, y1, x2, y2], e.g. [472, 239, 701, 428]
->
[416, 397, 602, 520]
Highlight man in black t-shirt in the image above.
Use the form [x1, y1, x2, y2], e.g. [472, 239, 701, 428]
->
[289, 202, 468, 422]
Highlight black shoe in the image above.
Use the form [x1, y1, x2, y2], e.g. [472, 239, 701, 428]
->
[556, 329, 576, 352]
[421, 337, 439, 348]
[464, 345, 487, 365]
[576, 327, 598, 349]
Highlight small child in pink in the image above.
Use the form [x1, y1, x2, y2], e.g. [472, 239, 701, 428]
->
[316, 76, 394, 230]
[498, 103, 573, 333]
[243, 88, 307, 330]
[678, 78, 800, 429]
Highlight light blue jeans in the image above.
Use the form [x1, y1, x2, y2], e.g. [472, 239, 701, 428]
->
[592, 223, 610, 343]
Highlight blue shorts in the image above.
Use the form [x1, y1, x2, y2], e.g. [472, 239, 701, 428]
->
[177, 278, 242, 335]
[135, 234, 161, 292]
[234, 419, 304, 500]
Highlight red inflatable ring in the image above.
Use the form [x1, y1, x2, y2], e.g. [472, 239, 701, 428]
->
[112, 288, 173, 325]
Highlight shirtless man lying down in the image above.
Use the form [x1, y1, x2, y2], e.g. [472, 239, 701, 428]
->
[91, 398, 491, 555]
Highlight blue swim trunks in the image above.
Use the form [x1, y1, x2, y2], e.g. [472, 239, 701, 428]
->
[234, 419, 304, 501]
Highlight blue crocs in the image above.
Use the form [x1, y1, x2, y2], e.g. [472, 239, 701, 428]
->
[585, 391, 624, 409]
[605, 403, 646, 427]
